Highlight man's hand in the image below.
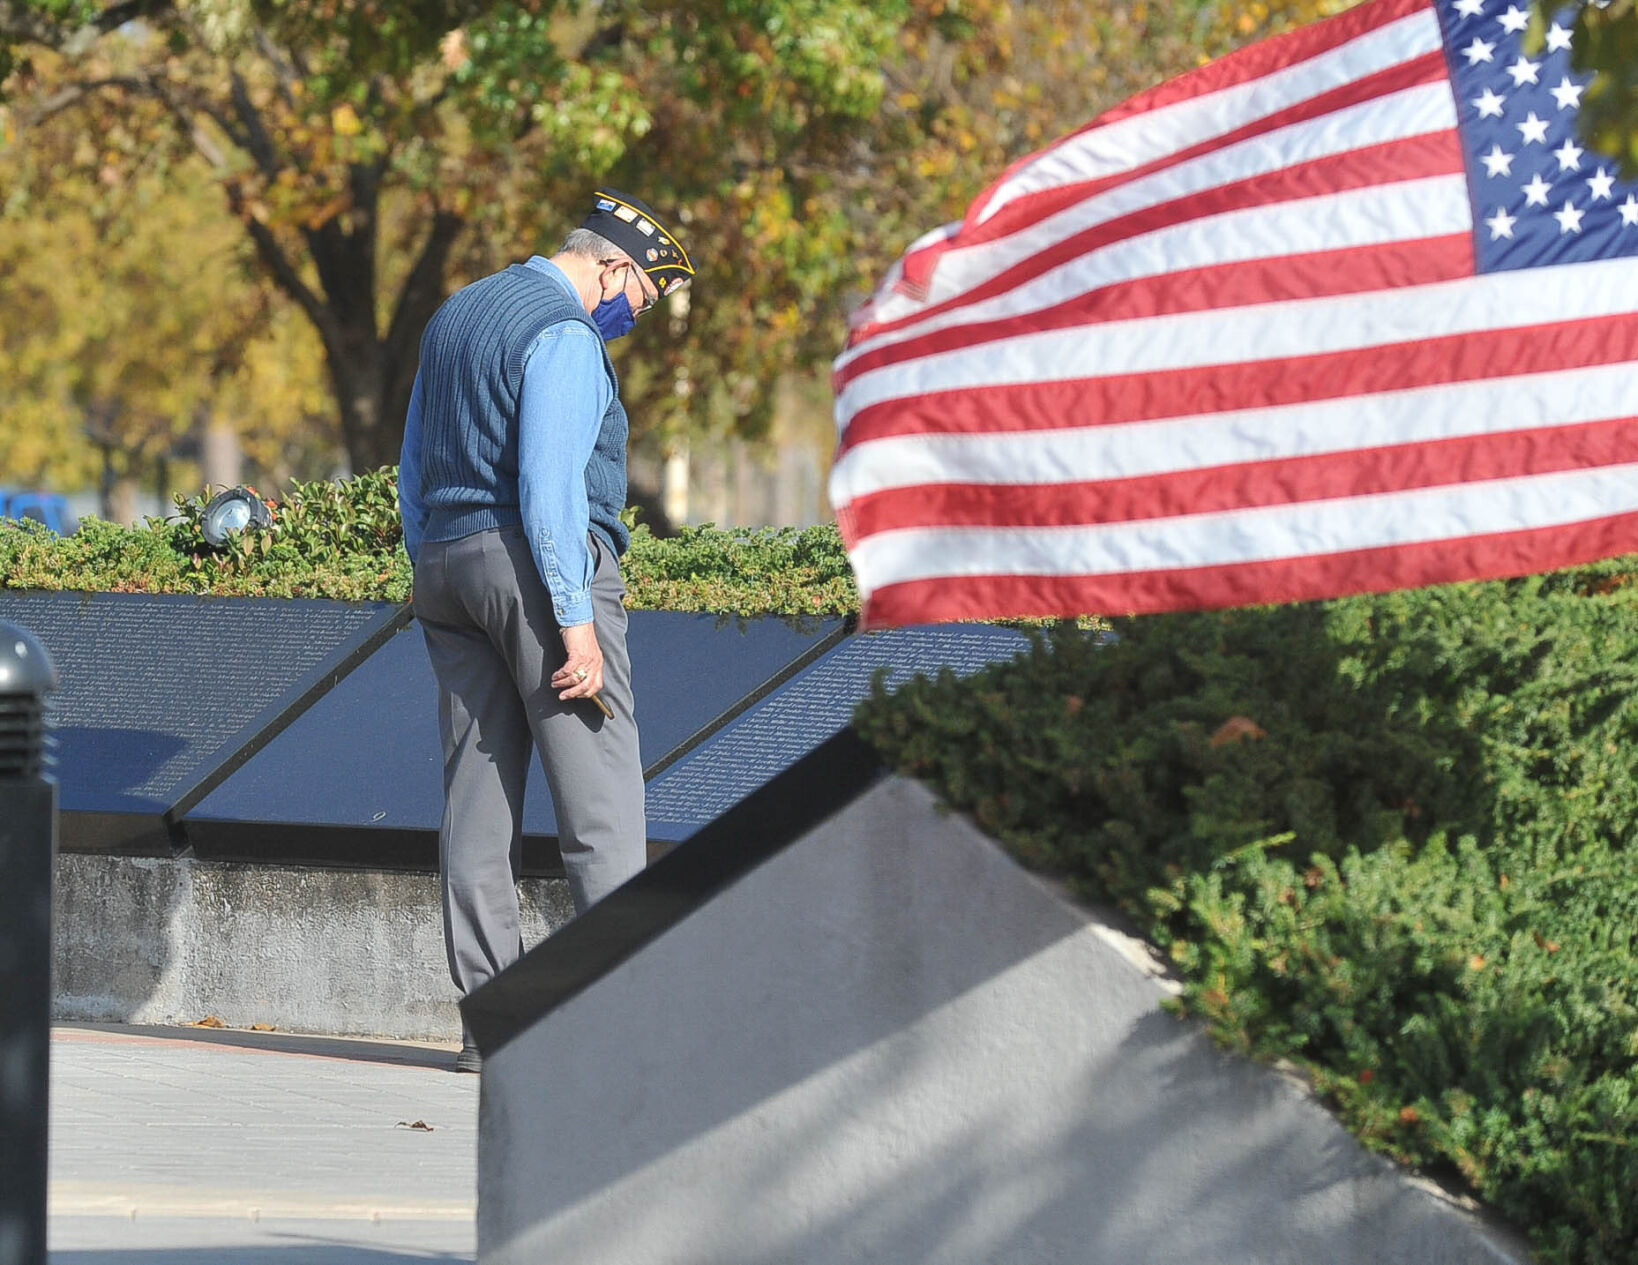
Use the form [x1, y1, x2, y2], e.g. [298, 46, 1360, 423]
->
[553, 621, 604, 701]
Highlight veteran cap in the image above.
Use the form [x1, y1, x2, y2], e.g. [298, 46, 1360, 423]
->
[582, 189, 695, 298]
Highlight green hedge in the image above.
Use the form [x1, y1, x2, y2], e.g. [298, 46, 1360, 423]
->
[0, 467, 858, 614]
[855, 567, 1638, 1265]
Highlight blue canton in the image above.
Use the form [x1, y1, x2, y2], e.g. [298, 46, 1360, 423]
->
[1439, 0, 1638, 272]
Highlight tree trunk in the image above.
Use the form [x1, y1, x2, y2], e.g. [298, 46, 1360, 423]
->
[310, 206, 464, 475]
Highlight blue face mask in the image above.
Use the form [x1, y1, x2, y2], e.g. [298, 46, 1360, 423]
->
[592, 292, 636, 341]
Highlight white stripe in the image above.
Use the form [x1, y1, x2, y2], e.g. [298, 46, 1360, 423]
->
[848, 462, 1638, 598]
[838, 170, 1468, 380]
[850, 77, 1459, 341]
[836, 255, 1638, 424]
[975, 8, 1442, 225]
[830, 359, 1638, 505]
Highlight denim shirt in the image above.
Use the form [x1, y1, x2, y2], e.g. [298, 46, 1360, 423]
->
[399, 257, 612, 627]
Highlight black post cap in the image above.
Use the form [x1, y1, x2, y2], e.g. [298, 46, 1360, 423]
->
[0, 624, 56, 700]
[0, 624, 56, 781]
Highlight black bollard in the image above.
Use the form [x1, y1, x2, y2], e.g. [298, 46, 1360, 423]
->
[0, 624, 58, 1265]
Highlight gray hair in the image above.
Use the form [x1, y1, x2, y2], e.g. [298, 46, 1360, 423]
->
[559, 227, 627, 262]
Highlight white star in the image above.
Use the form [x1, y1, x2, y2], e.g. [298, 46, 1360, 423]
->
[1546, 22, 1573, 52]
[1522, 173, 1553, 206]
[1507, 55, 1542, 86]
[1472, 87, 1507, 119]
[1463, 36, 1497, 64]
[1554, 201, 1585, 234]
[1554, 138, 1584, 171]
[1481, 145, 1516, 177]
[1516, 112, 1550, 144]
[1485, 207, 1518, 240]
[1550, 77, 1586, 110]
[1498, 4, 1530, 31]
[1587, 167, 1616, 200]
[1621, 195, 1638, 227]
[1454, 0, 1485, 15]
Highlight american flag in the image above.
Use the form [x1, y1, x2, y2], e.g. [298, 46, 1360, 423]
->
[829, 0, 1638, 628]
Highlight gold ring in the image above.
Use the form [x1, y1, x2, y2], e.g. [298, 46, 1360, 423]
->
[573, 668, 588, 681]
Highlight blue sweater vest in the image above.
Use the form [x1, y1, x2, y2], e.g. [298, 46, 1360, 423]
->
[417, 263, 631, 555]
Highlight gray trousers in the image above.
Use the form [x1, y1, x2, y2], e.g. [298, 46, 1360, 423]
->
[414, 526, 646, 997]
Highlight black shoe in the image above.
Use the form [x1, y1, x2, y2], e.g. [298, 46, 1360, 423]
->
[455, 1041, 482, 1074]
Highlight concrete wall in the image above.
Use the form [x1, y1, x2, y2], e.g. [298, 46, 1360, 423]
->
[477, 778, 1530, 1265]
[54, 854, 574, 1041]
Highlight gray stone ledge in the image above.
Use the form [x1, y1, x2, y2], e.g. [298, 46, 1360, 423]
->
[53, 853, 574, 1041]
[477, 777, 1533, 1265]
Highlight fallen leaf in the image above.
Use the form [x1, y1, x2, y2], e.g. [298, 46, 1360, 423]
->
[396, 1120, 435, 1132]
[193, 1015, 226, 1028]
[1532, 930, 1562, 954]
[250, 1023, 276, 1032]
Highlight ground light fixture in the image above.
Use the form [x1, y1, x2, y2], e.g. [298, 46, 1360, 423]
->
[200, 486, 274, 549]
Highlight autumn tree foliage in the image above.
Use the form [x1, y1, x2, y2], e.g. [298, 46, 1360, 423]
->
[17, 0, 1632, 485]
[0, 127, 332, 507]
[0, 0, 1336, 479]
[0, 0, 970, 473]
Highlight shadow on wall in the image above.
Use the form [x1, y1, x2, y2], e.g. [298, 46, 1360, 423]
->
[53, 725, 189, 816]
[476, 787, 1094, 1244]
[52, 725, 189, 1027]
[649, 1011, 1438, 1264]
[53, 852, 188, 1027]
[479, 780, 1525, 1265]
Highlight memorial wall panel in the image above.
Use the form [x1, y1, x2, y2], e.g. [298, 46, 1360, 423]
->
[643, 625, 1030, 843]
[0, 592, 405, 850]
[183, 611, 845, 869]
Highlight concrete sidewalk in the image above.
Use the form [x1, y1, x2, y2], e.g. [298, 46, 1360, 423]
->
[48, 1024, 479, 1263]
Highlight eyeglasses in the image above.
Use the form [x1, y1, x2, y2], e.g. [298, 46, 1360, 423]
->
[601, 258, 658, 316]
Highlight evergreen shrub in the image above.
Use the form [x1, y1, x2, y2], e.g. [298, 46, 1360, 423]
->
[0, 467, 858, 614]
[854, 567, 1638, 1265]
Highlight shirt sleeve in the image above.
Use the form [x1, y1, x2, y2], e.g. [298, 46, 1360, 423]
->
[518, 322, 614, 628]
[397, 371, 429, 565]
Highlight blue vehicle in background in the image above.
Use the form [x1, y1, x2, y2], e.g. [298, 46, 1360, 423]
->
[0, 491, 77, 535]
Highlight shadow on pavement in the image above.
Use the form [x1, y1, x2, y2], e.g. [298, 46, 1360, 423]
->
[52, 1237, 469, 1264]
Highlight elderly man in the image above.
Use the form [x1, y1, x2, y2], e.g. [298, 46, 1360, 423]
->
[398, 190, 694, 1072]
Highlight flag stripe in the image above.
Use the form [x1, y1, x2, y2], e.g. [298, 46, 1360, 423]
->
[835, 357, 1638, 505]
[848, 461, 1638, 595]
[843, 415, 1638, 537]
[837, 255, 1638, 423]
[856, 73, 1459, 346]
[859, 509, 1638, 625]
[836, 308, 1638, 457]
[836, 153, 1469, 389]
[967, 6, 1442, 232]
[906, 51, 1452, 307]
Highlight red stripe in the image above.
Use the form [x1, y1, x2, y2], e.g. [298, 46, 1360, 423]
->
[858, 510, 1638, 627]
[843, 415, 1638, 537]
[1068, 0, 1435, 136]
[841, 226, 1470, 393]
[897, 1, 1441, 298]
[946, 50, 1451, 270]
[843, 128, 1466, 381]
[836, 312, 1638, 457]
[963, 0, 1432, 229]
